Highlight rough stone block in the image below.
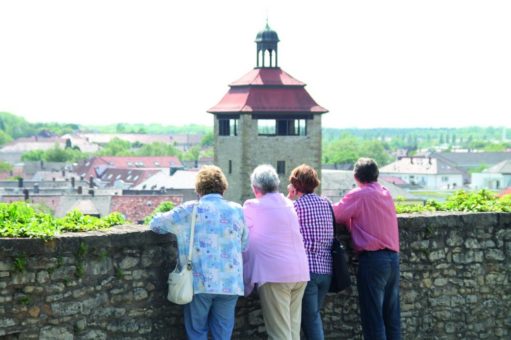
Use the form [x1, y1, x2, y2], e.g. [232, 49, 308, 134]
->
[119, 256, 140, 269]
[39, 326, 73, 340]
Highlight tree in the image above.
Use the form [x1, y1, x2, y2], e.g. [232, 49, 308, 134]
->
[360, 140, 392, 166]
[97, 138, 132, 156]
[21, 150, 45, 161]
[45, 144, 70, 162]
[0, 130, 12, 146]
[115, 123, 127, 133]
[322, 135, 360, 165]
[323, 134, 393, 166]
[182, 145, 201, 161]
[0, 160, 12, 172]
[134, 142, 181, 157]
[200, 132, 214, 147]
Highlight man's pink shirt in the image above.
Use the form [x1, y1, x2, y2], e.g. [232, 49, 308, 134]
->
[242, 192, 310, 296]
[332, 182, 400, 253]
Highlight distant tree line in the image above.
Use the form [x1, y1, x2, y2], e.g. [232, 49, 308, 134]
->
[2, 112, 510, 167]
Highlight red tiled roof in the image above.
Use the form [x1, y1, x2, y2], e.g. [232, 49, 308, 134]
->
[380, 175, 408, 185]
[208, 68, 328, 114]
[208, 87, 327, 113]
[499, 187, 511, 197]
[110, 195, 183, 223]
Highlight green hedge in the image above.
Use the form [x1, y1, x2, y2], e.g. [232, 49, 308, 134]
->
[396, 189, 511, 214]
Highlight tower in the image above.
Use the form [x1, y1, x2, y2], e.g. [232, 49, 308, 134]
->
[208, 24, 328, 203]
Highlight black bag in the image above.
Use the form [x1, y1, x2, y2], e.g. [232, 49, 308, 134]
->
[328, 204, 352, 293]
[329, 237, 352, 292]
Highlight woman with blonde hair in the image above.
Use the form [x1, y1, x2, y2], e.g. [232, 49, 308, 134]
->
[150, 165, 248, 340]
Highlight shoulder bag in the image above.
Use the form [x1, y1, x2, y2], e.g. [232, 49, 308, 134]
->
[167, 204, 197, 304]
[328, 205, 352, 293]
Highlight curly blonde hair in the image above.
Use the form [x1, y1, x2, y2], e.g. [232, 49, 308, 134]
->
[195, 165, 228, 196]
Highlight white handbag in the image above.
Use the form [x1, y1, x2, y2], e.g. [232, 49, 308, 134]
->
[167, 204, 197, 304]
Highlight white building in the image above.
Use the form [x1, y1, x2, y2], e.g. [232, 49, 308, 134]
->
[471, 160, 511, 190]
[380, 157, 464, 190]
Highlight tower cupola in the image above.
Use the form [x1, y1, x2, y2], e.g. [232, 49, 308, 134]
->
[255, 22, 279, 68]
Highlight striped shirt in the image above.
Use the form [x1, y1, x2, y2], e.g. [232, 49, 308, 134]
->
[293, 193, 334, 274]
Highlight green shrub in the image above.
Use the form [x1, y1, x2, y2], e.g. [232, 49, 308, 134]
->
[0, 202, 125, 238]
[396, 190, 511, 213]
[144, 201, 175, 224]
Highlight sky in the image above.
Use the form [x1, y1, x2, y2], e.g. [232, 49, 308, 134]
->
[0, 0, 510, 129]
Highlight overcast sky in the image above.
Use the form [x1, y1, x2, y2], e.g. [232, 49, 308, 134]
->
[0, 0, 510, 129]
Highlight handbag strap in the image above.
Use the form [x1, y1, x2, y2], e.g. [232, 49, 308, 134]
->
[186, 204, 198, 270]
[328, 204, 336, 238]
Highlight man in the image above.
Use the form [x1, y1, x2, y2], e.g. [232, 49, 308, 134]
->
[333, 158, 401, 340]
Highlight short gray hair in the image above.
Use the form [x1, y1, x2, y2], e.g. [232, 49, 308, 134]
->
[250, 164, 280, 194]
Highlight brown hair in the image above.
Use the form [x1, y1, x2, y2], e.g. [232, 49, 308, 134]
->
[195, 165, 228, 196]
[289, 164, 320, 194]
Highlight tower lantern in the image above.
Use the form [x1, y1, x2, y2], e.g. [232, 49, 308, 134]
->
[255, 22, 279, 68]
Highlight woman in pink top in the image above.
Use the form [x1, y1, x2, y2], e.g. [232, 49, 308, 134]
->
[243, 164, 310, 340]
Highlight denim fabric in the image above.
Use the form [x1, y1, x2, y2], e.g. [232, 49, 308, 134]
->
[183, 293, 238, 340]
[301, 273, 332, 340]
[357, 250, 401, 340]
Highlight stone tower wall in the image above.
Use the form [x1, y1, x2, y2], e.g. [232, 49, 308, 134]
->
[215, 114, 323, 204]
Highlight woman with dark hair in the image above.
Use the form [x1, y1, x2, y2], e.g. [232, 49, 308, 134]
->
[150, 165, 248, 340]
[288, 164, 334, 340]
[333, 158, 401, 340]
[243, 164, 309, 340]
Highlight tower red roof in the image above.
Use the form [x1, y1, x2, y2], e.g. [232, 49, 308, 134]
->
[208, 68, 328, 114]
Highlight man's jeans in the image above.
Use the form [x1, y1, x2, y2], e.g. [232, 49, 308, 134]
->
[357, 250, 401, 340]
[183, 293, 238, 340]
[301, 273, 332, 340]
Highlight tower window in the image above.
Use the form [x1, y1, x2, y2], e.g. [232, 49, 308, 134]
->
[257, 120, 276, 135]
[219, 119, 238, 136]
[258, 119, 306, 136]
[228, 160, 232, 174]
[277, 161, 286, 175]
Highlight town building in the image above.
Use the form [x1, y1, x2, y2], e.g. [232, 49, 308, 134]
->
[74, 156, 183, 179]
[471, 159, 511, 190]
[208, 23, 328, 202]
[380, 156, 464, 190]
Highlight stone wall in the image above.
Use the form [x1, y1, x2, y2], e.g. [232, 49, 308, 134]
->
[0, 212, 510, 339]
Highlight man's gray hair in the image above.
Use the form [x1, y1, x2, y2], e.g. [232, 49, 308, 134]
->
[250, 164, 280, 194]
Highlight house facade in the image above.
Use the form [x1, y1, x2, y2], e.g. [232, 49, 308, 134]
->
[380, 157, 464, 190]
[471, 160, 511, 190]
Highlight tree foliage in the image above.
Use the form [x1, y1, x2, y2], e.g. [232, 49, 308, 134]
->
[323, 134, 392, 166]
[135, 142, 181, 157]
[96, 138, 133, 156]
[0, 160, 13, 172]
[21, 144, 88, 162]
[144, 201, 176, 224]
